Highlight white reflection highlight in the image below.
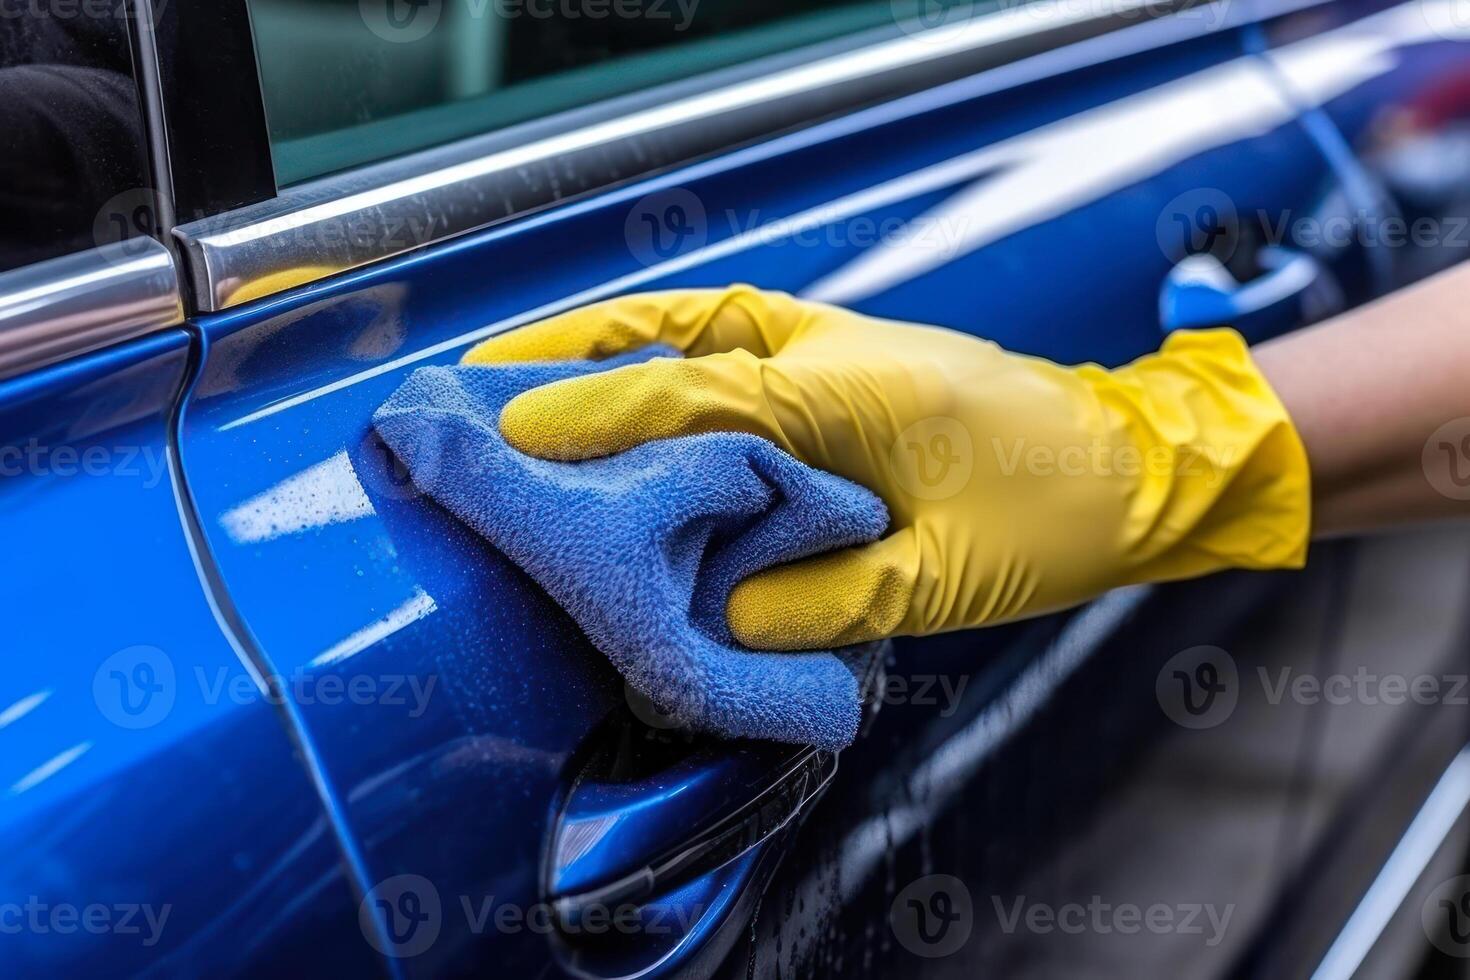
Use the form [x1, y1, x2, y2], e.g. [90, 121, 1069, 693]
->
[808, 0, 1456, 304]
[0, 690, 50, 730]
[806, 59, 1296, 303]
[308, 587, 438, 668]
[1267, 1, 1470, 108]
[11, 741, 92, 795]
[1310, 747, 1470, 980]
[221, 449, 375, 544]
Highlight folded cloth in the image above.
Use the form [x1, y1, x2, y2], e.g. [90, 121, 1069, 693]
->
[373, 347, 890, 749]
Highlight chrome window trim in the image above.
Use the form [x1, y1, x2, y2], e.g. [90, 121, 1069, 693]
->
[175, 0, 1225, 312]
[0, 240, 185, 381]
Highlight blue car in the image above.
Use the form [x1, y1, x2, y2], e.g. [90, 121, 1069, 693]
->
[5, 0, 1470, 975]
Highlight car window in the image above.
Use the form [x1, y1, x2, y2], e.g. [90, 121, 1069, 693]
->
[0, 11, 151, 274]
[248, 0, 900, 186]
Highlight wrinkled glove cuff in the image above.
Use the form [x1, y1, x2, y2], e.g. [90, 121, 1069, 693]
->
[1109, 327, 1312, 583]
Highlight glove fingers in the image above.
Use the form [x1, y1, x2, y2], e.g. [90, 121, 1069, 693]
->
[726, 530, 921, 651]
[462, 285, 805, 364]
[500, 349, 794, 460]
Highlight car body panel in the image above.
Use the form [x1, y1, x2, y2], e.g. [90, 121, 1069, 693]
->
[168, 13, 1359, 975]
[0, 332, 374, 975]
[4, 0, 1469, 975]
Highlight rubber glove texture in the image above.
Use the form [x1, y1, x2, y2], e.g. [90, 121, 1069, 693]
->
[465, 286, 1310, 650]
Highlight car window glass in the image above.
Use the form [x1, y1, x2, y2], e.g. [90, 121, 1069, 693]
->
[0, 10, 151, 273]
[248, 0, 903, 185]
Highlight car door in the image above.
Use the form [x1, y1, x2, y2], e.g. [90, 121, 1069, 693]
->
[0, 8, 375, 977]
[153, 0, 1411, 975]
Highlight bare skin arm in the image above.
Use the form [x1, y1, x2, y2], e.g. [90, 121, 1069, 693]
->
[1253, 261, 1470, 537]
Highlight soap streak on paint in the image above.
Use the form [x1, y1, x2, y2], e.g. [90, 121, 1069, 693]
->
[220, 449, 375, 544]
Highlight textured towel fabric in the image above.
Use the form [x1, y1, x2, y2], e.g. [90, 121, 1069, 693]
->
[373, 348, 890, 749]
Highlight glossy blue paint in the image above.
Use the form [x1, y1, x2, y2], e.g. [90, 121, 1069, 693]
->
[549, 739, 822, 900]
[161, 12, 1365, 976]
[11, 2, 1465, 974]
[0, 333, 375, 975]
[551, 845, 773, 979]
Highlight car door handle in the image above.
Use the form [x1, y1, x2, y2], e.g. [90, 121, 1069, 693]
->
[548, 731, 836, 928]
[1159, 244, 1343, 342]
[545, 644, 885, 978]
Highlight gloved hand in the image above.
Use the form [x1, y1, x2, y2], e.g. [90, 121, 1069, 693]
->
[465, 286, 1310, 650]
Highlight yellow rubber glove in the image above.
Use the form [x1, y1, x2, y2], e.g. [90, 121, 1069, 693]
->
[465, 286, 1310, 650]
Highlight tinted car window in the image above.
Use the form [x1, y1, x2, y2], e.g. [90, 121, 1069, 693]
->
[248, 0, 896, 185]
[0, 10, 151, 273]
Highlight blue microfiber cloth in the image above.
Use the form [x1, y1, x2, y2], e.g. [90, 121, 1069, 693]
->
[372, 347, 890, 750]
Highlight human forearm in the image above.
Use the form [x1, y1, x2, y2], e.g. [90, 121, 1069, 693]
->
[1252, 261, 1470, 536]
